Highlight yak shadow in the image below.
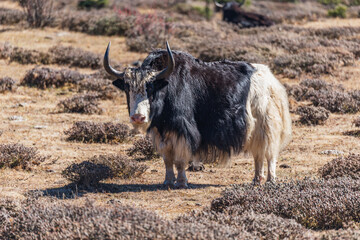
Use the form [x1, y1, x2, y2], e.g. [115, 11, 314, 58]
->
[33, 182, 224, 199]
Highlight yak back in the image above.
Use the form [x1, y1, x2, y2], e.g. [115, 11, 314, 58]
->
[147, 50, 255, 157]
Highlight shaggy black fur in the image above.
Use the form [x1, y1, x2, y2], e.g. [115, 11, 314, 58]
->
[221, 2, 274, 28]
[144, 50, 255, 157]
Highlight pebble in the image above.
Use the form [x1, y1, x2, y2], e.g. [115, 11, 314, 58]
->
[319, 150, 344, 156]
[9, 116, 25, 122]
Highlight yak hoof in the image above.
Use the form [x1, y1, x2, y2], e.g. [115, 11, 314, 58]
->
[163, 179, 175, 187]
[252, 176, 264, 185]
[175, 182, 188, 189]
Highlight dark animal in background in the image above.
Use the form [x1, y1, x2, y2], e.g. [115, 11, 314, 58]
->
[214, 0, 274, 28]
[104, 42, 291, 188]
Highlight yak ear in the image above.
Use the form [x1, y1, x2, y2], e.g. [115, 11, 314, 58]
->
[112, 79, 125, 91]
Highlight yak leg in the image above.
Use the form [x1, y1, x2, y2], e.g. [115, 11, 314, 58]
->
[266, 145, 279, 183]
[252, 152, 265, 184]
[175, 160, 188, 188]
[163, 151, 175, 186]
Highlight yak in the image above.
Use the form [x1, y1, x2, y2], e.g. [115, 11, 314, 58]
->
[104, 42, 291, 188]
[214, 0, 274, 28]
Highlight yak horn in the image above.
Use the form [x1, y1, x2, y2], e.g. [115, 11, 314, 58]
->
[214, 0, 224, 8]
[156, 41, 175, 80]
[103, 42, 124, 79]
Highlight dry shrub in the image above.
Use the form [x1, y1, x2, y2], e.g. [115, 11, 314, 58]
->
[0, 42, 101, 68]
[59, 9, 135, 36]
[319, 154, 360, 180]
[0, 77, 16, 93]
[177, 210, 312, 240]
[0, 42, 13, 59]
[10, 47, 52, 64]
[0, 197, 313, 239]
[0, 144, 45, 170]
[48, 45, 101, 69]
[211, 177, 360, 230]
[296, 105, 330, 125]
[64, 121, 130, 143]
[0, 8, 25, 24]
[57, 93, 103, 114]
[127, 137, 159, 161]
[344, 130, 360, 138]
[353, 116, 360, 127]
[78, 78, 117, 100]
[19, 0, 55, 27]
[310, 89, 359, 114]
[20, 67, 84, 89]
[62, 154, 148, 186]
[272, 51, 347, 78]
[322, 228, 360, 239]
[125, 13, 173, 52]
[286, 79, 360, 114]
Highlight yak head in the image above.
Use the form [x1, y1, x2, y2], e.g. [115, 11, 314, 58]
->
[103, 42, 174, 132]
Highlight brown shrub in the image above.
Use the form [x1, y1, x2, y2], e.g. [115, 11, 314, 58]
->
[296, 105, 330, 125]
[310, 89, 359, 114]
[20, 67, 84, 89]
[62, 154, 148, 186]
[19, 0, 55, 27]
[211, 177, 360, 230]
[127, 137, 159, 161]
[0, 197, 258, 239]
[78, 78, 117, 100]
[286, 79, 360, 114]
[319, 154, 360, 180]
[177, 210, 312, 240]
[0, 8, 25, 25]
[321, 228, 360, 239]
[57, 93, 103, 114]
[9, 47, 52, 64]
[48, 45, 101, 69]
[125, 13, 173, 52]
[0, 77, 16, 93]
[64, 121, 130, 143]
[0, 144, 45, 170]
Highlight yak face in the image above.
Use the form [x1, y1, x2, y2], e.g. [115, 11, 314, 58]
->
[113, 68, 156, 131]
[104, 42, 174, 132]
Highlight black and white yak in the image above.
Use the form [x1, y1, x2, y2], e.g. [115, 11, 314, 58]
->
[214, 0, 274, 28]
[104, 42, 291, 188]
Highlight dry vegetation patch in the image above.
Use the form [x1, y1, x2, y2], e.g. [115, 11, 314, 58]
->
[64, 121, 130, 143]
[296, 105, 330, 125]
[48, 45, 101, 69]
[286, 79, 360, 114]
[211, 178, 360, 230]
[0, 7, 25, 24]
[78, 78, 117, 100]
[57, 93, 103, 114]
[20, 67, 84, 89]
[0, 197, 315, 240]
[0, 144, 45, 170]
[319, 154, 360, 180]
[62, 154, 148, 187]
[0, 77, 16, 93]
[127, 137, 159, 161]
